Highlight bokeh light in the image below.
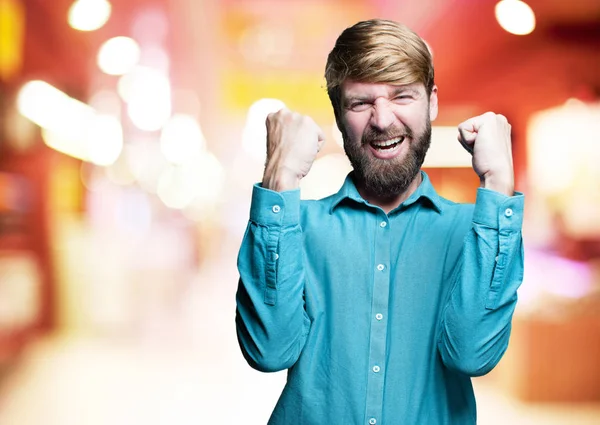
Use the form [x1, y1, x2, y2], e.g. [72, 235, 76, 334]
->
[495, 0, 536, 35]
[17, 80, 122, 165]
[121, 67, 172, 131]
[86, 114, 123, 166]
[97, 36, 141, 76]
[17, 80, 91, 130]
[68, 0, 112, 32]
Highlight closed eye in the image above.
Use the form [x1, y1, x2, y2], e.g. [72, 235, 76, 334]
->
[348, 101, 371, 112]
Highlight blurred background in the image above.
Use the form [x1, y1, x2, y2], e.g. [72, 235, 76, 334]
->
[0, 0, 599, 423]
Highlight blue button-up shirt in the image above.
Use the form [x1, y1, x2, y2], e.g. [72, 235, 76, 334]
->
[236, 171, 524, 425]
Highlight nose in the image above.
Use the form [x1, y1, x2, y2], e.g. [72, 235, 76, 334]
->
[370, 98, 395, 131]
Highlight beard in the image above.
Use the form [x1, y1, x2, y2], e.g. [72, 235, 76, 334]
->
[343, 117, 432, 199]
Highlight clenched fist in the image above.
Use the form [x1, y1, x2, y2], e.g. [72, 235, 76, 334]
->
[262, 109, 325, 192]
[457, 112, 514, 196]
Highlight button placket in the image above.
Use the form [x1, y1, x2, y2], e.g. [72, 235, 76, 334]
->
[366, 214, 390, 425]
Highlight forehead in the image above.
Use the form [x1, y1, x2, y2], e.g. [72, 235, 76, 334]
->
[341, 80, 425, 100]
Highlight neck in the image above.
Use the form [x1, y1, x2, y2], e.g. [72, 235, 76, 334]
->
[357, 172, 423, 214]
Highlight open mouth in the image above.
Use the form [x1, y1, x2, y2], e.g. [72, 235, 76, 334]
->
[370, 136, 405, 151]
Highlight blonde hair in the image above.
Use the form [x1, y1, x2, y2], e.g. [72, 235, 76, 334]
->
[325, 19, 434, 116]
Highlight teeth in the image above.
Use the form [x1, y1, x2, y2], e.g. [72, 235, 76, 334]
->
[371, 137, 404, 147]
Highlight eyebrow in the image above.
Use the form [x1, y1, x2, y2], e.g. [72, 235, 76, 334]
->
[389, 86, 420, 97]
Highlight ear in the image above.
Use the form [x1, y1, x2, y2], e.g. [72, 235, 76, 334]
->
[429, 85, 438, 122]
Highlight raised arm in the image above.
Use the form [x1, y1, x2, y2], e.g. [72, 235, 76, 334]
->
[438, 112, 525, 376]
[235, 109, 324, 372]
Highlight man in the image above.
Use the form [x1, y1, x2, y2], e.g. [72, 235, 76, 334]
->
[236, 19, 524, 425]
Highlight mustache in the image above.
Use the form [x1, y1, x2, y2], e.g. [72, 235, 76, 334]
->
[361, 125, 414, 144]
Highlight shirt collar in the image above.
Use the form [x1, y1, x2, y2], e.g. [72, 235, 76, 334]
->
[329, 171, 444, 214]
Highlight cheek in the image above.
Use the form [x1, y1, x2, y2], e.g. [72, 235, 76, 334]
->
[341, 115, 367, 142]
[404, 109, 430, 134]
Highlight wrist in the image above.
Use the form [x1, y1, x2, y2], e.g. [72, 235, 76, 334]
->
[262, 165, 301, 192]
[480, 172, 514, 196]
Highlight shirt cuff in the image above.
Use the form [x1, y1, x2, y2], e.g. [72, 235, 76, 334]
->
[472, 188, 524, 231]
[249, 183, 301, 227]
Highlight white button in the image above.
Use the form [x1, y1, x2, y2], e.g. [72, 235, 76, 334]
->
[369, 419, 377, 425]
[495, 255, 499, 262]
[372, 365, 380, 373]
[272, 205, 281, 213]
[380, 221, 387, 228]
[377, 264, 385, 271]
[375, 313, 383, 321]
[274, 253, 279, 261]
[504, 208, 513, 217]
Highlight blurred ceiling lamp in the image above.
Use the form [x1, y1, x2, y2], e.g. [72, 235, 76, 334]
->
[97, 36, 141, 75]
[160, 114, 205, 165]
[495, 0, 536, 35]
[68, 0, 111, 32]
[121, 66, 171, 131]
[17, 80, 122, 165]
[242, 98, 286, 162]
